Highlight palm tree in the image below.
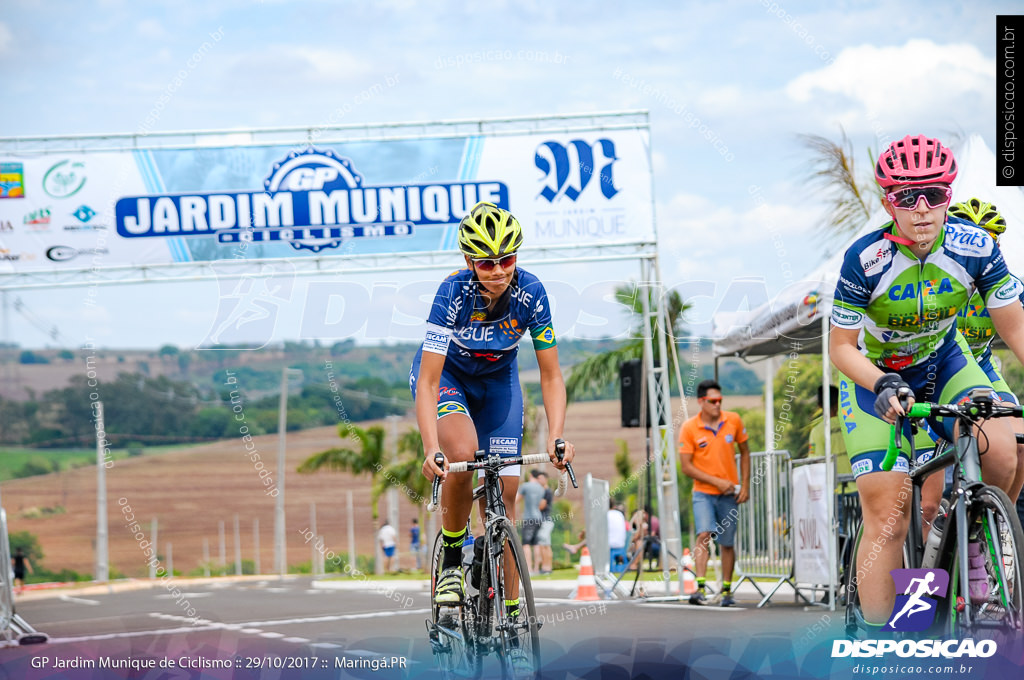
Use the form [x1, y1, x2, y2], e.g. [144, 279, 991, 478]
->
[797, 127, 878, 247]
[372, 427, 433, 572]
[565, 282, 689, 402]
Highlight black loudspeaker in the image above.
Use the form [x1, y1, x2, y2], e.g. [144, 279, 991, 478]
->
[620, 359, 643, 428]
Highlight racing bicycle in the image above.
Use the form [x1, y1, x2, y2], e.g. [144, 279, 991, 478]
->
[845, 389, 1024, 638]
[426, 440, 577, 679]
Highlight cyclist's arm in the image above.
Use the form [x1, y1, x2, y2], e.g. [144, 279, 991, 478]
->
[415, 350, 447, 477]
[536, 345, 575, 467]
[830, 324, 910, 421]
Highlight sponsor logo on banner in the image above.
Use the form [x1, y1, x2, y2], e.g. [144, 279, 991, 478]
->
[46, 246, 111, 262]
[534, 139, 619, 202]
[0, 220, 12, 232]
[489, 437, 518, 455]
[116, 148, 509, 253]
[0, 249, 32, 262]
[0, 162, 25, 199]
[43, 160, 86, 198]
[23, 207, 51, 229]
[63, 204, 107, 231]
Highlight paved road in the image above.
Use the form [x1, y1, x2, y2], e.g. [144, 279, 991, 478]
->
[2, 577, 1018, 679]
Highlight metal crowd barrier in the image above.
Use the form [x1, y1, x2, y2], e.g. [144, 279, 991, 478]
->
[0, 507, 47, 646]
[733, 450, 796, 607]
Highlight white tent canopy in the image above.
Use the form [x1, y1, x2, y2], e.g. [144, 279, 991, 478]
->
[712, 135, 1024, 359]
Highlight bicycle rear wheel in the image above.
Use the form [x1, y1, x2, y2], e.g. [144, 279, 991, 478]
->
[429, 531, 479, 679]
[944, 485, 1024, 637]
[843, 520, 912, 636]
[481, 518, 541, 680]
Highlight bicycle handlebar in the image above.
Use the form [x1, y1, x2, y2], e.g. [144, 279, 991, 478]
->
[425, 439, 578, 512]
[882, 391, 1024, 471]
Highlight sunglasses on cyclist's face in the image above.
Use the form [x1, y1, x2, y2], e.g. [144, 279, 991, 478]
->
[885, 185, 953, 211]
[471, 254, 517, 272]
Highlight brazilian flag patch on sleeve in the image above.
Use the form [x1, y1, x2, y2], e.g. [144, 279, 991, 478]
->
[531, 325, 557, 349]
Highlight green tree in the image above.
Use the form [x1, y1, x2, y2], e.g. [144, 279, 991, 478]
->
[566, 283, 690, 402]
[297, 425, 387, 521]
[373, 427, 432, 564]
[771, 355, 825, 456]
[8, 530, 43, 562]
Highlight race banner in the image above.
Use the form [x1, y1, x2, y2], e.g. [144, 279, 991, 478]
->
[792, 462, 831, 585]
[0, 127, 653, 273]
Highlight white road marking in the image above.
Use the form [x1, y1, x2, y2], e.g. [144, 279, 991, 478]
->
[639, 602, 744, 612]
[58, 595, 100, 606]
[283, 637, 310, 644]
[310, 642, 343, 649]
[155, 592, 211, 599]
[259, 632, 285, 638]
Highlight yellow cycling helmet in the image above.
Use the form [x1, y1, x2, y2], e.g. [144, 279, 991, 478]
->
[949, 198, 1007, 237]
[457, 202, 523, 258]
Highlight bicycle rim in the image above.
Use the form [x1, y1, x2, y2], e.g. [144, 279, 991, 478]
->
[491, 518, 541, 680]
[429, 531, 479, 679]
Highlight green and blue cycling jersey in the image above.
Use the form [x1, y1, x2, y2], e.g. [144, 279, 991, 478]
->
[957, 288, 1023, 405]
[831, 217, 1024, 476]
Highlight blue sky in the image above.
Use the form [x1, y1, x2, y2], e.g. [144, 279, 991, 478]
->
[0, 0, 1015, 348]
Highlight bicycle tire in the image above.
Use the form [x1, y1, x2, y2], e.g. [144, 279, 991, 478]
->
[943, 485, 1024, 637]
[489, 518, 541, 680]
[429, 530, 479, 679]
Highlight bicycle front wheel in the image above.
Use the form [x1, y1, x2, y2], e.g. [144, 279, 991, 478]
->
[945, 485, 1024, 637]
[486, 518, 541, 680]
[429, 530, 478, 679]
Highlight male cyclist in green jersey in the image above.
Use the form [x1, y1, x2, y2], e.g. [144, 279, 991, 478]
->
[831, 135, 1024, 626]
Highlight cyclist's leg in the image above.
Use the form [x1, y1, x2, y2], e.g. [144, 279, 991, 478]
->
[412, 355, 478, 589]
[934, 337, 1017, 493]
[838, 373, 919, 625]
[470, 363, 526, 603]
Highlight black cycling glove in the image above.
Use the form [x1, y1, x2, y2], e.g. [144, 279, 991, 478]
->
[873, 373, 912, 420]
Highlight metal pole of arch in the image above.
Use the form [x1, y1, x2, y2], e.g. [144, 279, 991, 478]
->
[276, 367, 303, 578]
[149, 518, 157, 578]
[94, 401, 109, 582]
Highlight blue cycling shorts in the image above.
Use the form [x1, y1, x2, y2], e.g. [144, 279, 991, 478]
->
[410, 349, 524, 477]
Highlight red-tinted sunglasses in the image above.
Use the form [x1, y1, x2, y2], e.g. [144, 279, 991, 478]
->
[702, 398, 722, 405]
[885, 185, 952, 211]
[472, 254, 517, 272]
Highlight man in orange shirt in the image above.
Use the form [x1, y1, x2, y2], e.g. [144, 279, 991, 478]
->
[679, 380, 750, 606]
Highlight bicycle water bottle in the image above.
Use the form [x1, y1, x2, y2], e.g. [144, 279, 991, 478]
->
[470, 538, 485, 589]
[923, 515, 944, 567]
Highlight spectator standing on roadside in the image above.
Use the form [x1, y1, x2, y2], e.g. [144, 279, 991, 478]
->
[410, 518, 422, 571]
[607, 498, 628, 573]
[678, 379, 750, 607]
[517, 469, 545, 573]
[536, 471, 555, 574]
[378, 521, 397, 573]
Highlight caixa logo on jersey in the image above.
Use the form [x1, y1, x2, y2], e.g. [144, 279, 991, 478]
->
[535, 139, 619, 202]
[115, 148, 509, 252]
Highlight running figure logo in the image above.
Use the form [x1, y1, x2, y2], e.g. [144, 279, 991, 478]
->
[884, 569, 949, 632]
[197, 262, 295, 350]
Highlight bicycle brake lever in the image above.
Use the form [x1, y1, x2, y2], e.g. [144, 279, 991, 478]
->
[427, 452, 445, 512]
[554, 438, 578, 489]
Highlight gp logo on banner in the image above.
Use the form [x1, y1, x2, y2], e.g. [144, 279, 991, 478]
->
[884, 568, 949, 632]
[534, 139, 619, 202]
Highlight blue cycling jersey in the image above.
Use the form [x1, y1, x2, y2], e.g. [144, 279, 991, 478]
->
[420, 267, 557, 376]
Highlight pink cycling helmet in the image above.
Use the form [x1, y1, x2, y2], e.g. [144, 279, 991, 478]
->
[875, 135, 958, 188]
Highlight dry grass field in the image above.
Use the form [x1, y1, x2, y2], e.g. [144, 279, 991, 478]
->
[0, 396, 763, 577]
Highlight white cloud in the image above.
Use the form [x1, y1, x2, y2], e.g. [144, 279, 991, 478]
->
[0, 22, 12, 54]
[137, 19, 167, 40]
[227, 46, 374, 86]
[785, 39, 993, 134]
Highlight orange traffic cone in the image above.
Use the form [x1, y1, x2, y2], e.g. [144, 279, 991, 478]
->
[574, 547, 601, 601]
[681, 547, 697, 594]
